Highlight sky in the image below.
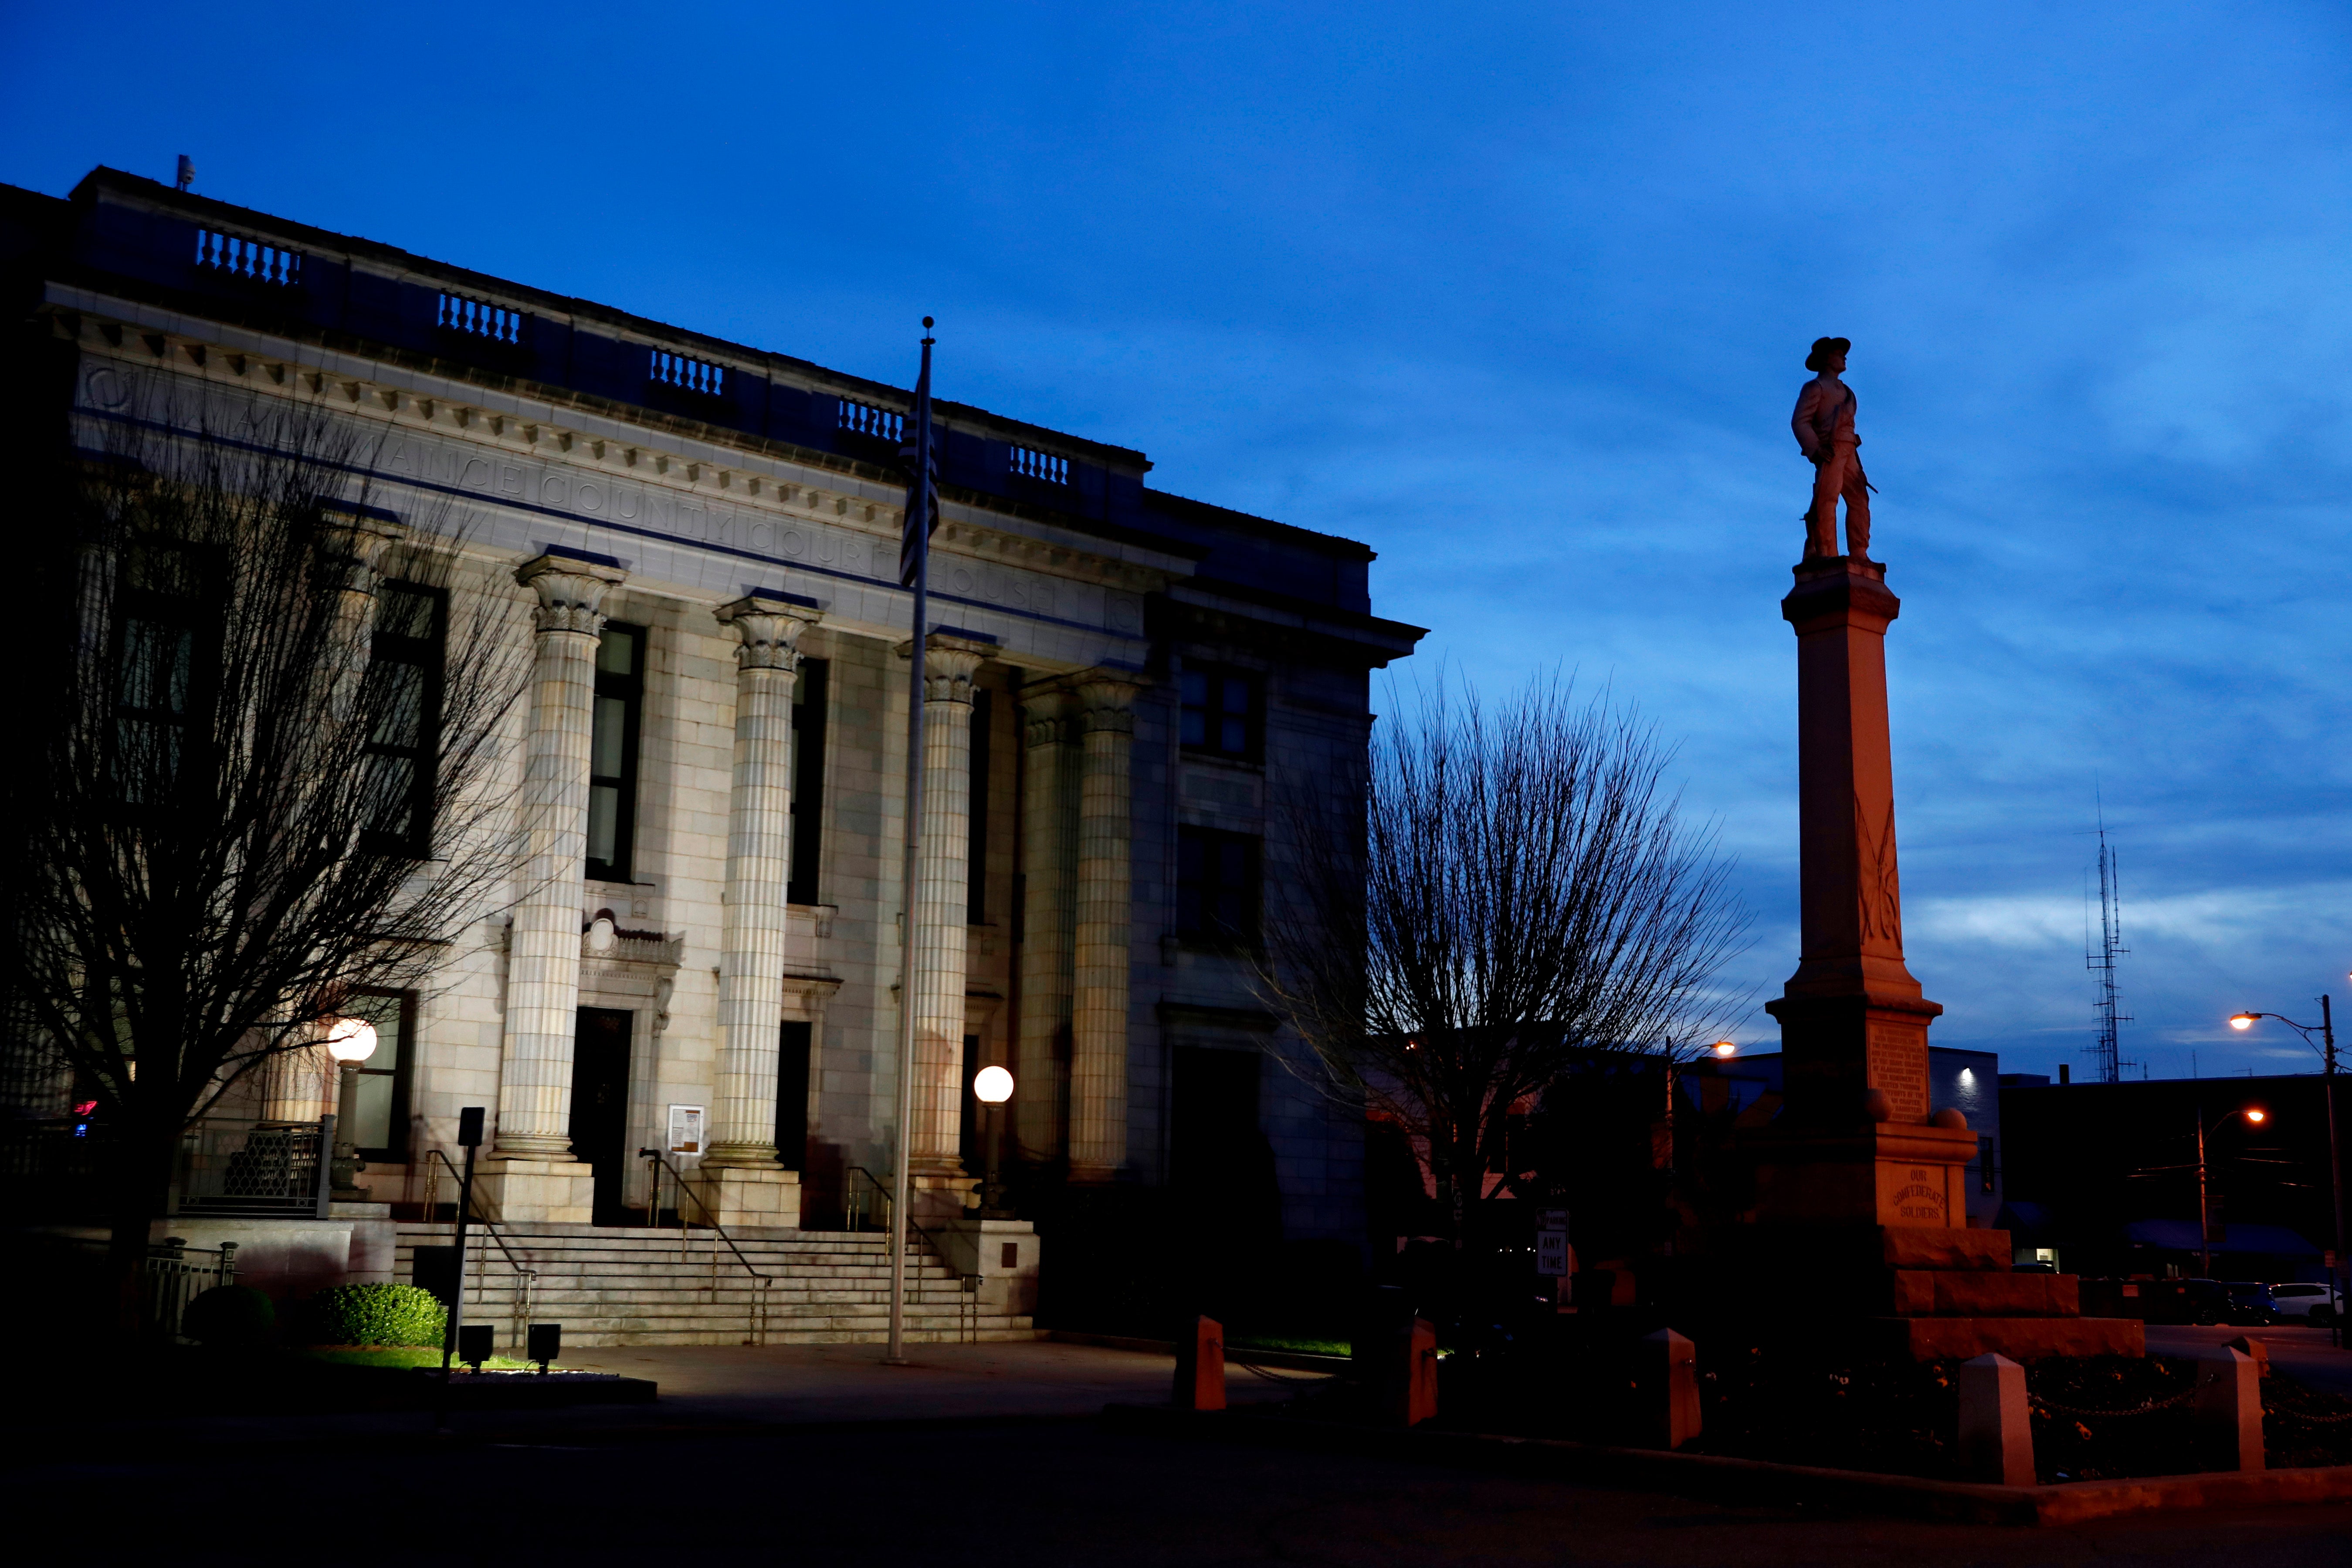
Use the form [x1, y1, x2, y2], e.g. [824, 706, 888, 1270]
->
[4, 0, 2348, 1083]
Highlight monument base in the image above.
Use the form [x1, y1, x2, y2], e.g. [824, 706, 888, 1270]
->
[1743, 1120, 1978, 1229]
[692, 1165, 802, 1230]
[1683, 1224, 2143, 1361]
[473, 1158, 596, 1226]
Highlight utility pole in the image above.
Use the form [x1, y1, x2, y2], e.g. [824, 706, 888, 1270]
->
[2196, 1104, 2212, 1279]
[2324, 994, 2343, 1349]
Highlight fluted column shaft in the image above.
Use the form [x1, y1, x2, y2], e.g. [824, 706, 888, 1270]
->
[705, 596, 820, 1166]
[1016, 689, 1079, 1161]
[1068, 677, 1139, 1182]
[900, 635, 995, 1176]
[496, 554, 625, 1158]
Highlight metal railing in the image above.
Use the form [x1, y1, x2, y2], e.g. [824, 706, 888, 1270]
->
[420, 1147, 537, 1350]
[143, 1236, 240, 1340]
[845, 1165, 982, 1340]
[178, 1117, 332, 1217]
[640, 1149, 774, 1345]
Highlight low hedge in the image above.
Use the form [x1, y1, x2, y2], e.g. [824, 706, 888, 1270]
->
[296, 1283, 447, 1348]
[183, 1284, 275, 1348]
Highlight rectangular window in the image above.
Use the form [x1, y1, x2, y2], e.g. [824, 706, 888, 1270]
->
[1009, 445, 1068, 484]
[1176, 826, 1261, 947]
[649, 349, 725, 397]
[110, 542, 214, 802]
[587, 622, 646, 881]
[437, 292, 525, 344]
[1179, 667, 1258, 761]
[787, 658, 827, 906]
[361, 582, 444, 857]
[194, 228, 301, 286]
[344, 990, 415, 1161]
[967, 687, 990, 924]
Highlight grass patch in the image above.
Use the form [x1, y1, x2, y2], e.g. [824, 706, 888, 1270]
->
[294, 1345, 534, 1371]
[1226, 1331, 1350, 1357]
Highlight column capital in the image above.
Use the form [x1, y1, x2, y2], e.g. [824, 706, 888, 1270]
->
[715, 593, 823, 671]
[895, 630, 999, 705]
[1074, 671, 1144, 735]
[517, 552, 627, 636]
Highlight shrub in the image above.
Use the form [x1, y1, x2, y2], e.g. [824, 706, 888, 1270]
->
[298, 1283, 447, 1348]
[183, 1285, 275, 1348]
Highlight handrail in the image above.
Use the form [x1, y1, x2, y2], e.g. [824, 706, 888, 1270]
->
[423, 1147, 537, 1282]
[845, 1164, 965, 1280]
[637, 1149, 772, 1286]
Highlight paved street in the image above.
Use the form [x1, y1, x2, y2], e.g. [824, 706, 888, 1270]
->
[8, 1340, 2351, 1565]
[2145, 1323, 2352, 1398]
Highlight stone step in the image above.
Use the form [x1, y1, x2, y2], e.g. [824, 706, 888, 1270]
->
[392, 1251, 953, 1277]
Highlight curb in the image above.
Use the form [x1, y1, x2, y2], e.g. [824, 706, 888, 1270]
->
[1098, 1403, 2352, 1527]
[1045, 1331, 1349, 1374]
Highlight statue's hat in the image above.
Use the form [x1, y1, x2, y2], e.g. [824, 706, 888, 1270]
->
[1806, 336, 1851, 372]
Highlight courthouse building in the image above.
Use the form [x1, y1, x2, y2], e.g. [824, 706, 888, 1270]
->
[1, 169, 1420, 1335]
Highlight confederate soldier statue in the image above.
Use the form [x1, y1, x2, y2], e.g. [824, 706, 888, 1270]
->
[1792, 335, 1872, 560]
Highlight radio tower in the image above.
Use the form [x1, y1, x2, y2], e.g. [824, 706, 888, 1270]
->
[2083, 821, 2135, 1083]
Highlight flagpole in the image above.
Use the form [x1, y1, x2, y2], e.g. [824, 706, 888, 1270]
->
[886, 321, 935, 1367]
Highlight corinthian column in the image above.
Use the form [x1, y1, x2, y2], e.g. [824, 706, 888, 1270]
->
[696, 596, 820, 1229]
[1068, 674, 1140, 1184]
[1015, 684, 1079, 1162]
[897, 633, 997, 1198]
[493, 553, 624, 1178]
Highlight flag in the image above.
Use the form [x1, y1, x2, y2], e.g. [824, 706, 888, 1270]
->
[898, 322, 939, 588]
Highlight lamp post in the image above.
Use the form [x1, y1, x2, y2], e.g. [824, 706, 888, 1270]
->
[2231, 996, 2345, 1346]
[973, 1064, 1014, 1219]
[322, 1016, 379, 1200]
[2192, 1104, 2265, 1278]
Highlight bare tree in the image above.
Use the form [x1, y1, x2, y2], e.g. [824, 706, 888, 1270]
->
[1257, 676, 1749, 1253]
[5, 386, 529, 1309]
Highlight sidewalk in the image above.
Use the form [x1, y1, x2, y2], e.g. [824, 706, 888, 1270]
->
[2144, 1323, 2352, 1397]
[4, 1339, 1316, 1459]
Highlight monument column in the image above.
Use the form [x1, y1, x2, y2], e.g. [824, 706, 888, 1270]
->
[482, 552, 622, 1225]
[898, 633, 997, 1212]
[1068, 674, 1140, 1184]
[696, 594, 821, 1229]
[1755, 556, 1968, 1227]
[1015, 684, 1080, 1162]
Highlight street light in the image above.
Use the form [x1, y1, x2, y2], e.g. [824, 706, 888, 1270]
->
[1711, 1040, 1738, 1059]
[973, 1064, 1014, 1219]
[2193, 1103, 2266, 1280]
[2226, 996, 2344, 1347]
[322, 1015, 379, 1200]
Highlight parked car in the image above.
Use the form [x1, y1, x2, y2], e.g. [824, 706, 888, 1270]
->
[2223, 1281, 2277, 1325]
[2271, 1283, 2343, 1324]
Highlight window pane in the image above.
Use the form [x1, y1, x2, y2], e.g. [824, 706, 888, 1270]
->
[368, 757, 416, 836]
[592, 695, 627, 776]
[371, 662, 424, 747]
[1181, 709, 1206, 746]
[1220, 677, 1250, 714]
[352, 996, 404, 1070]
[352, 1070, 396, 1148]
[596, 628, 637, 676]
[1220, 716, 1247, 754]
[1180, 671, 1207, 707]
[588, 784, 618, 864]
[123, 619, 193, 714]
[377, 586, 434, 640]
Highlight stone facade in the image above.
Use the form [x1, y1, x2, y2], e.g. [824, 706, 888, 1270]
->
[0, 169, 1423, 1265]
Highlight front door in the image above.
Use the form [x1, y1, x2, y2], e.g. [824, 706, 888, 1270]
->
[569, 1008, 634, 1225]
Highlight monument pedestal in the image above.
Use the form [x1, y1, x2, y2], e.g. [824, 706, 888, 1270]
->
[1705, 555, 2138, 1360]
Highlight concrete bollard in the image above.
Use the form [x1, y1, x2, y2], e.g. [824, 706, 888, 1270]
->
[1955, 1353, 2035, 1487]
[1392, 1317, 1439, 1427]
[1173, 1315, 1225, 1411]
[2194, 1346, 2264, 1473]
[1638, 1328, 1701, 1450]
[2224, 1335, 2271, 1378]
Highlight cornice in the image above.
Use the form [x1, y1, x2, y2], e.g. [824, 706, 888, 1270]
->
[44, 297, 1193, 599]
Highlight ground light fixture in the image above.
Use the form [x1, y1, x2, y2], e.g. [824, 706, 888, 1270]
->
[973, 1065, 1015, 1217]
[322, 1016, 378, 1199]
